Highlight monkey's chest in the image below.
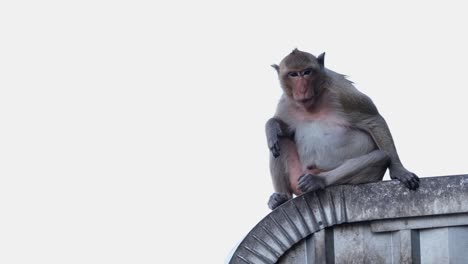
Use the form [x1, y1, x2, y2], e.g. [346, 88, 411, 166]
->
[294, 121, 375, 170]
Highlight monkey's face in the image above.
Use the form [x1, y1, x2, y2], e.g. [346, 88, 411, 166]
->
[274, 49, 325, 108]
[281, 67, 319, 107]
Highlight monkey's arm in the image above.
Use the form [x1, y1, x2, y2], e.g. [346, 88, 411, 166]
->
[356, 113, 419, 190]
[265, 117, 294, 158]
[342, 92, 419, 190]
[266, 118, 297, 210]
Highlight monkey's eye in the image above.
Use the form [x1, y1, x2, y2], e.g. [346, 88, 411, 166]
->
[288, 72, 299, 77]
[302, 69, 313, 76]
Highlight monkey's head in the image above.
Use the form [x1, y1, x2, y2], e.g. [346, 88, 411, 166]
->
[272, 49, 326, 108]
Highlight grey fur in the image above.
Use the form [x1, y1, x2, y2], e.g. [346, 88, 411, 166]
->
[266, 50, 419, 210]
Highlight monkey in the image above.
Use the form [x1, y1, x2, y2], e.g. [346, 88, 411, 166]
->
[266, 49, 419, 210]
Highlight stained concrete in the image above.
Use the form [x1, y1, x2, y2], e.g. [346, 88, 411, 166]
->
[229, 175, 468, 264]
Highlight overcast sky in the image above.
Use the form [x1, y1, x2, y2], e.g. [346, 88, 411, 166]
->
[2, 1, 468, 264]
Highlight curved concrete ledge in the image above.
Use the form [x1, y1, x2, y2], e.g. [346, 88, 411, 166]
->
[229, 174, 468, 264]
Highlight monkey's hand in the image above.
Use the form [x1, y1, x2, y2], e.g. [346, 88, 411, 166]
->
[390, 167, 420, 190]
[265, 118, 284, 158]
[298, 174, 326, 193]
[268, 193, 290, 210]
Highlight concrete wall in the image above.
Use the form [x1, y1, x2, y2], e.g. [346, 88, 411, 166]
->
[278, 214, 468, 263]
[229, 175, 468, 264]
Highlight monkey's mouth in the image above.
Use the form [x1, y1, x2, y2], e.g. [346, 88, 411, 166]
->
[298, 96, 315, 105]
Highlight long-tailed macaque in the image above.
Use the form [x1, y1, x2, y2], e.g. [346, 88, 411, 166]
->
[267, 49, 419, 210]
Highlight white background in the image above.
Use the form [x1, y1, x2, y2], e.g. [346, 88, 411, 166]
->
[1, 1, 468, 263]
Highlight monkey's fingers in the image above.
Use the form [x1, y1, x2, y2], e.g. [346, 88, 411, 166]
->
[405, 173, 419, 190]
[409, 173, 420, 190]
[297, 174, 307, 186]
[268, 193, 290, 210]
[272, 143, 281, 157]
[401, 178, 413, 190]
[298, 174, 313, 193]
[298, 179, 306, 192]
[400, 173, 419, 190]
[298, 174, 325, 193]
[269, 140, 281, 158]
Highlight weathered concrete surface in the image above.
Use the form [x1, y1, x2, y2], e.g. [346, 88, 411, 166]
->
[371, 212, 468, 233]
[229, 175, 468, 264]
[342, 174, 468, 222]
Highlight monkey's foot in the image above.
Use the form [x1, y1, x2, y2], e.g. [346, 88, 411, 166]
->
[298, 174, 325, 193]
[392, 170, 420, 190]
[268, 193, 290, 210]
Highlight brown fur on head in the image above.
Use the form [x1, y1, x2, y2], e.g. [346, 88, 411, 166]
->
[272, 49, 326, 108]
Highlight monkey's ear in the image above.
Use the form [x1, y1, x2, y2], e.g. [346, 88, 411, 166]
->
[271, 64, 280, 73]
[317, 52, 325, 68]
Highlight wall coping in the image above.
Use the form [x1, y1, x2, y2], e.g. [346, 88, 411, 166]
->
[229, 174, 468, 264]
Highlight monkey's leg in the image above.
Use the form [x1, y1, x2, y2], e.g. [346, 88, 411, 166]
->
[268, 138, 303, 210]
[298, 150, 389, 193]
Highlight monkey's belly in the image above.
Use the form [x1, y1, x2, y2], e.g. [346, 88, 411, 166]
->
[295, 122, 376, 171]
